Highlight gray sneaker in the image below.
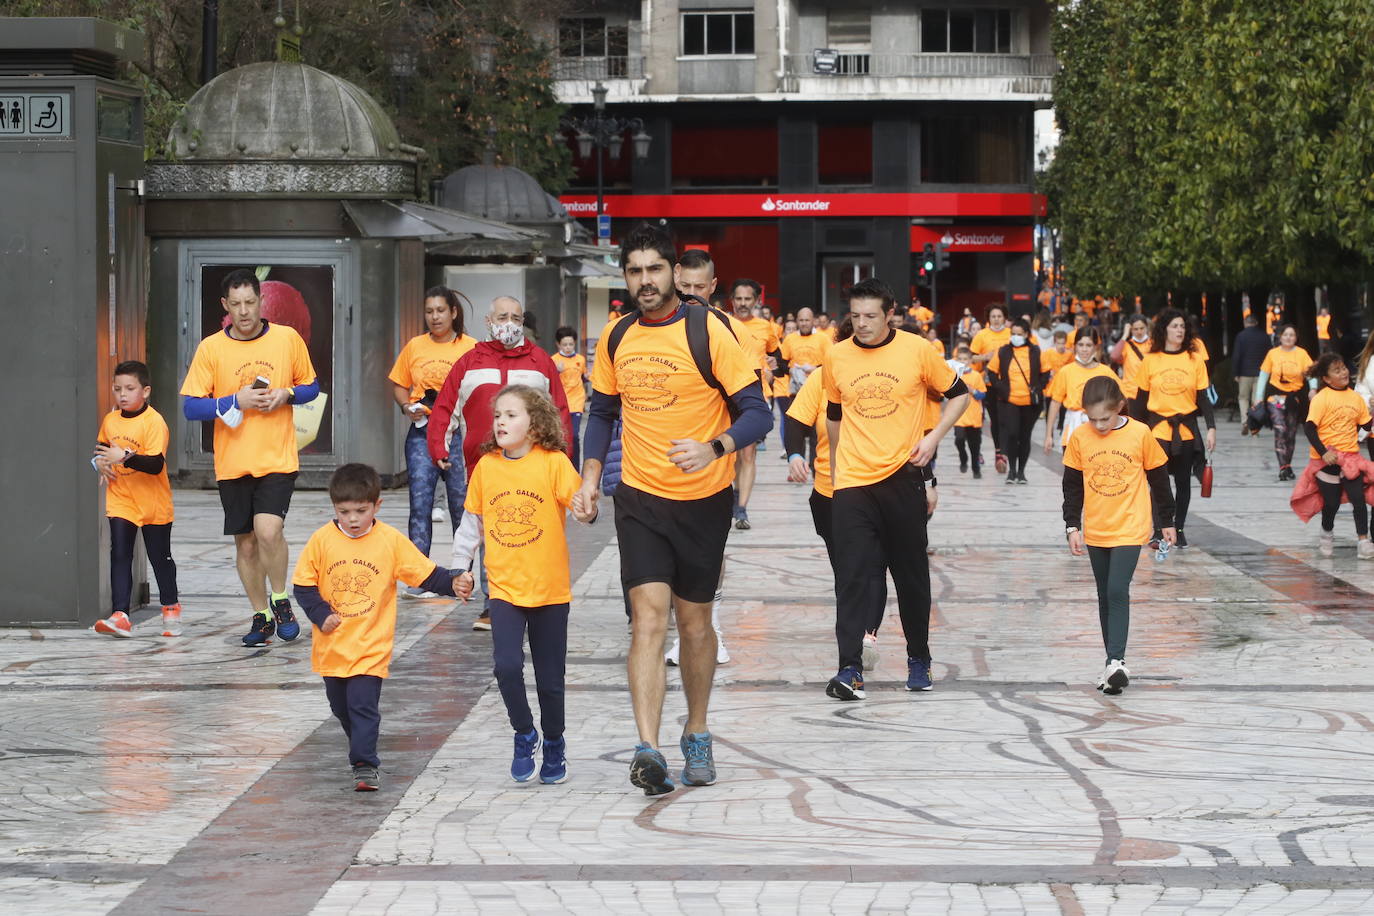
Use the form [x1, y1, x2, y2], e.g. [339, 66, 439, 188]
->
[629, 743, 675, 796]
[680, 731, 717, 786]
[352, 764, 379, 792]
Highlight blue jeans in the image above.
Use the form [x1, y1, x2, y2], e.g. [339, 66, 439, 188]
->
[405, 424, 465, 557]
[490, 599, 569, 739]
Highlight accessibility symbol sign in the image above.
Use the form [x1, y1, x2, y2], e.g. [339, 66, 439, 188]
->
[0, 92, 71, 139]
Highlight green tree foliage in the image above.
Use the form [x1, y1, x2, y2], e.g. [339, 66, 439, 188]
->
[1045, 0, 1374, 294]
[0, 0, 573, 192]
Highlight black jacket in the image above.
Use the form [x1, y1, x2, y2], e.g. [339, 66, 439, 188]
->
[1232, 326, 1269, 377]
[990, 342, 1045, 403]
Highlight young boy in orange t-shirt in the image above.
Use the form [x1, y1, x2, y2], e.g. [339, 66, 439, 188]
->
[1062, 376, 1175, 696]
[92, 361, 182, 639]
[292, 463, 463, 791]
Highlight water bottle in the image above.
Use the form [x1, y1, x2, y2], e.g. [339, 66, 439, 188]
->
[1154, 539, 1171, 563]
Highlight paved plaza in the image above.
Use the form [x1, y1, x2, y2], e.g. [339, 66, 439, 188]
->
[4, 418, 1374, 914]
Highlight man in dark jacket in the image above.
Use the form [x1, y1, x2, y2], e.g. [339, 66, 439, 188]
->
[428, 295, 574, 628]
[1232, 314, 1268, 428]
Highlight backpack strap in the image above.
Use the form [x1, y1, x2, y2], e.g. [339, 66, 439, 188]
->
[684, 301, 742, 422]
[1127, 340, 1144, 362]
[605, 311, 637, 363]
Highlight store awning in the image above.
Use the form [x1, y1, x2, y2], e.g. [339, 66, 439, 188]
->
[342, 200, 538, 242]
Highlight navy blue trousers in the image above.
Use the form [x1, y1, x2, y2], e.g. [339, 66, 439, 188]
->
[489, 599, 569, 739]
[323, 674, 383, 767]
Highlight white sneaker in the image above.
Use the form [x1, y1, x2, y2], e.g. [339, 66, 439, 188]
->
[665, 640, 680, 667]
[432, 506, 446, 523]
[1319, 533, 1334, 557]
[1359, 539, 1374, 560]
[1099, 659, 1130, 695]
[401, 585, 439, 599]
[715, 629, 730, 665]
[861, 632, 879, 673]
[665, 638, 729, 665]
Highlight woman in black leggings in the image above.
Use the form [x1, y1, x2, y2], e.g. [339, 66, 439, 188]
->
[1129, 308, 1215, 548]
[988, 317, 1045, 484]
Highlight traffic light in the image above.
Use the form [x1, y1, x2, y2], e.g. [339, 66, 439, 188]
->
[921, 243, 936, 274]
[935, 242, 950, 272]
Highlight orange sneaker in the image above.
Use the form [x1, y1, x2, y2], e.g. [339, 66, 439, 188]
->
[94, 611, 133, 638]
[161, 603, 183, 637]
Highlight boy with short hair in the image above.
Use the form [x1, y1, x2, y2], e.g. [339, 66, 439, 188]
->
[950, 346, 987, 478]
[553, 326, 588, 467]
[292, 463, 462, 791]
[93, 360, 182, 637]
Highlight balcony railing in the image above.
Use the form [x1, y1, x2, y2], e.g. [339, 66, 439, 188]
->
[553, 56, 646, 81]
[784, 52, 1058, 80]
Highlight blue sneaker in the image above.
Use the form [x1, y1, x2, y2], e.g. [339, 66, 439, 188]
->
[906, 657, 933, 691]
[628, 742, 675, 796]
[680, 731, 716, 786]
[241, 612, 274, 647]
[271, 598, 300, 641]
[540, 736, 568, 784]
[825, 666, 865, 700]
[511, 729, 540, 782]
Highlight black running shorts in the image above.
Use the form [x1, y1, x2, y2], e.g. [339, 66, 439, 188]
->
[217, 472, 298, 536]
[612, 483, 732, 604]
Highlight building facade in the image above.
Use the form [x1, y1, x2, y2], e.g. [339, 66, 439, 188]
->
[541, 0, 1052, 324]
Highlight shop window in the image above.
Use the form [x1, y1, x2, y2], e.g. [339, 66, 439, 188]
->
[818, 121, 873, 186]
[670, 123, 778, 188]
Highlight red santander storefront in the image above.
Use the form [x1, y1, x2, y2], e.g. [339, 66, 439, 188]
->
[560, 190, 1046, 327]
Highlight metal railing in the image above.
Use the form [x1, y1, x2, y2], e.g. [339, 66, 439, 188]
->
[553, 56, 647, 81]
[784, 52, 1058, 79]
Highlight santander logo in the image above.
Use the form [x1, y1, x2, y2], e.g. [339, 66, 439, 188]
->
[761, 196, 830, 213]
[944, 231, 1007, 248]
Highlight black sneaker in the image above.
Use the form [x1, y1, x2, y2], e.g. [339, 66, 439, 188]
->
[825, 666, 866, 701]
[271, 597, 300, 641]
[352, 764, 380, 791]
[959, 459, 968, 473]
[242, 612, 274, 647]
[972, 465, 982, 479]
[1176, 529, 1188, 549]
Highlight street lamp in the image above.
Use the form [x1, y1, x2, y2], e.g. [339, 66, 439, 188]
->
[562, 81, 651, 241]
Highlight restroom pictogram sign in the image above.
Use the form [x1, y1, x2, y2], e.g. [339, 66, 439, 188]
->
[0, 93, 71, 138]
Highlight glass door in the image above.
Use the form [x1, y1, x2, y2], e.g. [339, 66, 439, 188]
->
[821, 257, 874, 317]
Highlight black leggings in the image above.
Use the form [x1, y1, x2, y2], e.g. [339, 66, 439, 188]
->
[954, 427, 982, 467]
[999, 402, 1038, 476]
[110, 518, 178, 613]
[1163, 448, 1194, 530]
[986, 393, 1002, 453]
[1318, 474, 1369, 536]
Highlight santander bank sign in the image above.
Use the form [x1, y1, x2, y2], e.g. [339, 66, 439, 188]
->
[559, 192, 1046, 220]
[760, 197, 831, 212]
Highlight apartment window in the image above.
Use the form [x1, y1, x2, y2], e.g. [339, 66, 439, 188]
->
[826, 9, 871, 74]
[921, 9, 1013, 53]
[559, 18, 629, 59]
[682, 11, 755, 56]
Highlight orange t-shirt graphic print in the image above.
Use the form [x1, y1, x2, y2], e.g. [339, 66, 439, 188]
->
[98, 406, 174, 526]
[1064, 417, 1168, 548]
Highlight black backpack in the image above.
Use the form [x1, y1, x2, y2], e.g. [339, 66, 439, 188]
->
[605, 294, 742, 421]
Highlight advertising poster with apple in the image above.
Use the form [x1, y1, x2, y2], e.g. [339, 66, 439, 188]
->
[200, 265, 333, 456]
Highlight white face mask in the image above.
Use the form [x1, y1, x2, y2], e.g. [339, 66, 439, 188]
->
[1076, 354, 1094, 366]
[1132, 332, 1148, 342]
[1010, 334, 1027, 347]
[491, 320, 524, 348]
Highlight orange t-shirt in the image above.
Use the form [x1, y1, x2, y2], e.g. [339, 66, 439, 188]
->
[180, 322, 317, 480]
[927, 337, 946, 357]
[955, 369, 986, 428]
[1134, 349, 1210, 440]
[970, 325, 1011, 363]
[779, 330, 831, 371]
[592, 306, 758, 501]
[388, 333, 478, 404]
[553, 352, 588, 413]
[1119, 337, 1152, 399]
[292, 520, 438, 678]
[1259, 346, 1313, 393]
[785, 369, 834, 498]
[1306, 386, 1370, 458]
[1064, 417, 1169, 548]
[1195, 338, 1211, 362]
[464, 445, 580, 606]
[737, 315, 780, 375]
[987, 345, 1042, 407]
[823, 330, 957, 490]
[1041, 346, 1073, 392]
[1048, 361, 1118, 411]
[772, 373, 790, 398]
[97, 406, 174, 526]
[912, 305, 934, 325]
[1317, 314, 1332, 340]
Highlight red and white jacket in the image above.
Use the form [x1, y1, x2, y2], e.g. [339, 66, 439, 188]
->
[426, 339, 574, 472]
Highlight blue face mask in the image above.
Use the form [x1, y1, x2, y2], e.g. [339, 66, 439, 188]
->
[1010, 334, 1027, 347]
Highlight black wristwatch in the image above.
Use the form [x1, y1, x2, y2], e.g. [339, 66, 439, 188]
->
[710, 439, 727, 459]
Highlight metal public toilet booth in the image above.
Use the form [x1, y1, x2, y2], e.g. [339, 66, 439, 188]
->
[0, 18, 147, 628]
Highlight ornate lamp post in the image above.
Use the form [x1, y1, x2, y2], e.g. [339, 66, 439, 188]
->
[562, 82, 651, 232]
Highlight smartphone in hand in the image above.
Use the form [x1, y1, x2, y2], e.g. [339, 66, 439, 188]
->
[252, 376, 270, 389]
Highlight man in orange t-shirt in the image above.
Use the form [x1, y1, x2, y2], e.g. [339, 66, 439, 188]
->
[728, 278, 781, 530]
[576, 222, 772, 797]
[181, 269, 319, 647]
[822, 278, 970, 701]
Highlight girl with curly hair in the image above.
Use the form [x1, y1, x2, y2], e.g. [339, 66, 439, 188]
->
[451, 385, 594, 786]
